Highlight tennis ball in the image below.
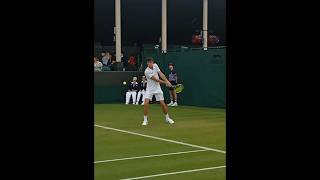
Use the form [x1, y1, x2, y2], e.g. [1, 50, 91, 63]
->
[123, 81, 127, 85]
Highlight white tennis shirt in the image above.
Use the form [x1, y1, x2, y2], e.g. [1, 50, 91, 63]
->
[144, 63, 162, 93]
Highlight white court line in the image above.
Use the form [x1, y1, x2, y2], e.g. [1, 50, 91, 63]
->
[120, 165, 226, 180]
[94, 149, 208, 164]
[94, 124, 226, 154]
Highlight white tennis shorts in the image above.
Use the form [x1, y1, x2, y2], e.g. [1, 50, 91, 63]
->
[145, 90, 164, 101]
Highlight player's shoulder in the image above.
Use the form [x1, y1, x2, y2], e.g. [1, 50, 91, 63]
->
[144, 67, 150, 73]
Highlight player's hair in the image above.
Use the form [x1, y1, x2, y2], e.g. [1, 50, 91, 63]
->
[146, 57, 154, 62]
[168, 62, 174, 66]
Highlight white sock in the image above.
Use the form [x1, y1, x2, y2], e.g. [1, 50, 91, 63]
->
[165, 114, 170, 119]
[144, 116, 148, 121]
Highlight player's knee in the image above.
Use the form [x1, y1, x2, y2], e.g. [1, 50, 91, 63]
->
[159, 100, 165, 105]
[144, 98, 150, 104]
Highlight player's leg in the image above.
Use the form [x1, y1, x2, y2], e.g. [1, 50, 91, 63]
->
[136, 91, 142, 105]
[125, 91, 131, 104]
[159, 100, 168, 114]
[142, 98, 150, 125]
[132, 91, 137, 104]
[156, 92, 174, 124]
[142, 91, 152, 125]
[141, 90, 145, 105]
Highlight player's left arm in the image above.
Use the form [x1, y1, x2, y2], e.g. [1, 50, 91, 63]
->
[154, 64, 172, 87]
[158, 71, 172, 87]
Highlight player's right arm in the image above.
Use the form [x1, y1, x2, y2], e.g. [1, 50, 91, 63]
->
[151, 75, 173, 87]
[153, 64, 173, 87]
[150, 75, 167, 85]
[145, 67, 172, 87]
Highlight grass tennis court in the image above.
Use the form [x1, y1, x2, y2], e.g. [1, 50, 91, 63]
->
[94, 104, 226, 180]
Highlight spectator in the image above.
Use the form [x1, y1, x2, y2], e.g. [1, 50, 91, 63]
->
[101, 51, 110, 66]
[107, 52, 112, 66]
[94, 57, 103, 72]
[121, 52, 128, 70]
[136, 76, 147, 105]
[127, 55, 137, 71]
[167, 63, 178, 106]
[128, 55, 137, 65]
[100, 51, 106, 61]
[110, 54, 117, 71]
[125, 77, 139, 104]
[111, 55, 116, 64]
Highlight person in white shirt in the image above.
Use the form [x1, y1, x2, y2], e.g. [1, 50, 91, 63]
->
[94, 57, 103, 72]
[142, 57, 174, 126]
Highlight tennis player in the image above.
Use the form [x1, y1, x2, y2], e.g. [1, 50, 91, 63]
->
[142, 57, 174, 126]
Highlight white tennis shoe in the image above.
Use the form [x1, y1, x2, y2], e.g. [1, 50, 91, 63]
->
[142, 120, 148, 126]
[165, 117, 175, 124]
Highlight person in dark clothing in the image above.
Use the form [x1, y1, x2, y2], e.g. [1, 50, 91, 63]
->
[135, 76, 147, 105]
[125, 76, 139, 104]
[167, 63, 178, 106]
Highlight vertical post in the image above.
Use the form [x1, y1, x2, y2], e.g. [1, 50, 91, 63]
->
[115, 0, 121, 62]
[203, 0, 208, 50]
[161, 0, 167, 53]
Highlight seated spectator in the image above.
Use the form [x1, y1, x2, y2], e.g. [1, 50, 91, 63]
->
[100, 51, 106, 61]
[107, 52, 112, 66]
[110, 55, 117, 71]
[125, 77, 139, 104]
[136, 76, 147, 105]
[101, 51, 110, 66]
[128, 55, 137, 65]
[111, 56, 116, 64]
[94, 57, 103, 72]
[121, 52, 127, 69]
[127, 55, 137, 71]
[100, 52, 112, 71]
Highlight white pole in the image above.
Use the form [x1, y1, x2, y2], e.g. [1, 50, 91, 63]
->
[203, 0, 208, 50]
[161, 0, 167, 53]
[115, 0, 121, 62]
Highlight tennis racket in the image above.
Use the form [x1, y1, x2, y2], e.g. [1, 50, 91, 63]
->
[174, 84, 184, 93]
